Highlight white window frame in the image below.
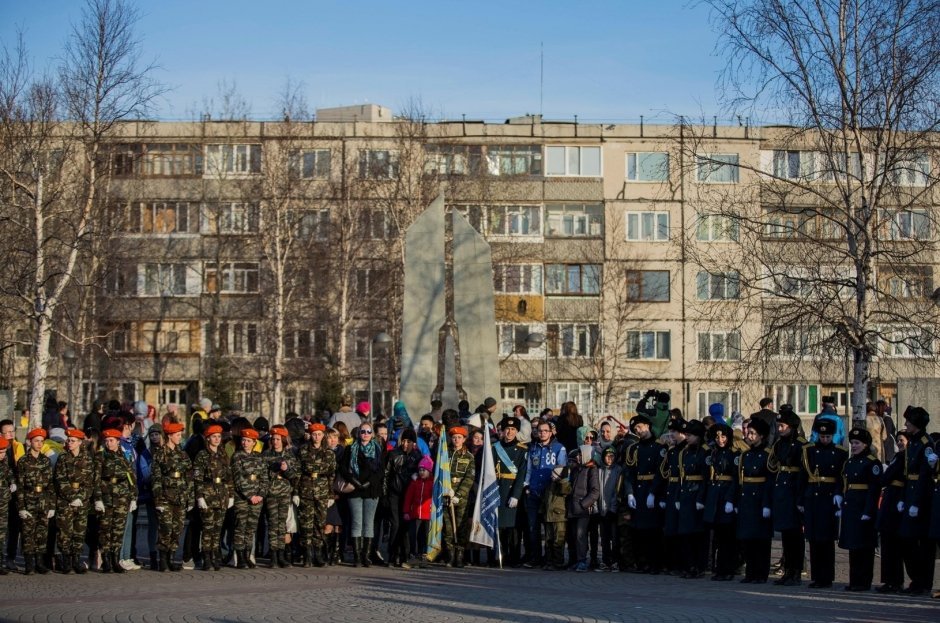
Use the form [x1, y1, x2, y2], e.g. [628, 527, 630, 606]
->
[696, 153, 740, 184]
[697, 331, 742, 361]
[205, 144, 262, 176]
[696, 271, 740, 300]
[205, 262, 260, 294]
[625, 270, 670, 302]
[202, 202, 260, 234]
[487, 205, 542, 238]
[496, 323, 542, 357]
[696, 214, 739, 242]
[298, 209, 330, 240]
[139, 263, 190, 297]
[544, 264, 600, 296]
[765, 384, 819, 414]
[881, 208, 930, 241]
[549, 323, 600, 358]
[881, 326, 933, 358]
[696, 390, 740, 419]
[292, 149, 331, 179]
[130, 201, 198, 235]
[625, 330, 671, 360]
[553, 382, 595, 415]
[545, 145, 602, 177]
[767, 327, 825, 360]
[544, 203, 604, 237]
[494, 264, 543, 295]
[626, 151, 669, 182]
[625, 211, 670, 241]
[358, 149, 399, 179]
[218, 321, 259, 356]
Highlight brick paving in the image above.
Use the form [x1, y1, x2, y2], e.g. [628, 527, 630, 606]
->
[0, 552, 937, 623]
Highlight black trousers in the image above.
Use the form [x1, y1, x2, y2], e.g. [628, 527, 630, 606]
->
[901, 537, 936, 591]
[879, 531, 904, 587]
[6, 498, 21, 560]
[809, 540, 835, 585]
[632, 527, 662, 571]
[680, 531, 709, 572]
[598, 513, 618, 566]
[741, 538, 771, 581]
[712, 523, 737, 576]
[498, 527, 520, 565]
[848, 547, 874, 589]
[386, 495, 408, 563]
[780, 528, 805, 577]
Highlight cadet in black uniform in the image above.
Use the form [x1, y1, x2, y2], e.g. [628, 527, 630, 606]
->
[876, 431, 909, 593]
[802, 419, 848, 589]
[737, 417, 775, 583]
[622, 414, 664, 573]
[897, 407, 935, 595]
[660, 419, 686, 574]
[703, 423, 737, 581]
[493, 416, 527, 566]
[838, 427, 881, 591]
[677, 419, 709, 578]
[771, 405, 807, 586]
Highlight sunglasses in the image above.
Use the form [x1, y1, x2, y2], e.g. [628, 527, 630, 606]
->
[359, 430, 373, 435]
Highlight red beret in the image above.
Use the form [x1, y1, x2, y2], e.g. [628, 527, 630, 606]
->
[164, 422, 185, 434]
[27, 428, 46, 440]
[102, 428, 123, 439]
[241, 428, 259, 440]
[204, 424, 223, 437]
[448, 426, 468, 437]
[66, 429, 86, 440]
[271, 425, 289, 438]
[309, 423, 326, 433]
[0, 437, 8, 450]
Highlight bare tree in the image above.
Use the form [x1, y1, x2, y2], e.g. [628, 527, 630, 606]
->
[687, 0, 940, 419]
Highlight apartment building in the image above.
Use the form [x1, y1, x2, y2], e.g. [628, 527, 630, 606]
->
[6, 107, 938, 423]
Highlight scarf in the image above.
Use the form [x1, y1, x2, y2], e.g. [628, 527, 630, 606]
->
[349, 438, 379, 477]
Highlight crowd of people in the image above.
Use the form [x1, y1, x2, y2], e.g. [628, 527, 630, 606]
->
[0, 391, 937, 601]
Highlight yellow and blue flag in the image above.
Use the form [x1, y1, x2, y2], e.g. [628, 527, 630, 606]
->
[425, 435, 451, 562]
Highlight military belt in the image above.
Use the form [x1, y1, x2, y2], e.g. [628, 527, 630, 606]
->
[890, 480, 904, 488]
[684, 475, 704, 481]
[668, 477, 680, 483]
[847, 484, 869, 490]
[213, 477, 223, 484]
[452, 477, 461, 484]
[636, 474, 655, 481]
[109, 477, 119, 484]
[497, 474, 516, 480]
[780, 466, 801, 473]
[71, 482, 81, 490]
[712, 475, 733, 482]
[171, 471, 181, 478]
[249, 474, 258, 481]
[809, 476, 836, 484]
[34, 485, 43, 493]
[906, 475, 919, 481]
[307, 473, 319, 479]
[743, 477, 767, 484]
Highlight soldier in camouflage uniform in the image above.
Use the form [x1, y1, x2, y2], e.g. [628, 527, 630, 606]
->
[232, 428, 269, 569]
[443, 426, 475, 567]
[52, 429, 97, 574]
[193, 423, 233, 571]
[151, 421, 193, 572]
[17, 428, 54, 575]
[0, 437, 13, 575]
[95, 428, 136, 573]
[296, 422, 335, 567]
[262, 425, 297, 568]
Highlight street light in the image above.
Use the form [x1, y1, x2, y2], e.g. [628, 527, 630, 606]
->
[369, 331, 392, 417]
[61, 347, 77, 422]
[525, 332, 549, 409]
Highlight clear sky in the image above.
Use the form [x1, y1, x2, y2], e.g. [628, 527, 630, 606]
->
[1, 0, 732, 123]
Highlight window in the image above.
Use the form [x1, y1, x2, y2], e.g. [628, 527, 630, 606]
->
[361, 210, 398, 240]
[355, 267, 390, 297]
[218, 322, 258, 355]
[497, 324, 540, 356]
[283, 329, 327, 358]
[696, 271, 740, 300]
[138, 321, 196, 353]
[105, 265, 137, 296]
[882, 326, 933, 358]
[820, 152, 862, 181]
[202, 203, 260, 234]
[625, 270, 670, 302]
[205, 262, 260, 293]
[883, 268, 931, 300]
[545, 146, 601, 176]
[696, 153, 739, 183]
[484, 145, 542, 176]
[626, 152, 669, 181]
[881, 209, 930, 241]
[501, 385, 528, 401]
[298, 209, 330, 239]
[697, 331, 741, 361]
[108, 323, 130, 353]
[767, 327, 824, 359]
[544, 203, 604, 237]
[545, 264, 600, 295]
[130, 202, 198, 234]
[488, 205, 541, 237]
[553, 382, 595, 414]
[763, 208, 842, 240]
[237, 382, 260, 413]
[696, 391, 740, 419]
[625, 330, 670, 360]
[696, 214, 739, 241]
[291, 149, 331, 179]
[626, 211, 669, 241]
[425, 144, 471, 175]
[141, 263, 187, 296]
[888, 153, 930, 186]
[15, 330, 30, 358]
[765, 384, 818, 414]
[770, 150, 815, 180]
[766, 267, 849, 299]
[358, 150, 399, 179]
[452, 204, 485, 233]
[111, 144, 203, 177]
[494, 264, 543, 294]
[548, 323, 600, 358]
[205, 144, 262, 176]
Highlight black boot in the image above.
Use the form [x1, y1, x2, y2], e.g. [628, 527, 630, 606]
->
[0, 551, 7, 576]
[73, 553, 86, 574]
[245, 549, 256, 569]
[352, 537, 362, 568]
[361, 538, 372, 567]
[213, 549, 222, 571]
[167, 551, 182, 572]
[325, 535, 336, 565]
[201, 550, 213, 571]
[302, 546, 312, 568]
[454, 548, 465, 568]
[101, 550, 113, 573]
[236, 549, 249, 569]
[24, 554, 35, 576]
[313, 545, 325, 567]
[34, 553, 49, 574]
[112, 551, 126, 574]
[57, 553, 71, 574]
[149, 551, 159, 571]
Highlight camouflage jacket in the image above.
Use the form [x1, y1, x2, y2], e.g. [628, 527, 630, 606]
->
[151, 445, 193, 508]
[193, 447, 234, 506]
[97, 448, 136, 505]
[449, 448, 476, 503]
[16, 451, 53, 511]
[296, 443, 336, 500]
[0, 456, 13, 506]
[232, 450, 270, 500]
[53, 449, 98, 507]
[262, 448, 298, 497]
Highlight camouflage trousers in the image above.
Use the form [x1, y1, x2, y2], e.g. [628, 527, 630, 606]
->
[265, 491, 291, 550]
[55, 504, 89, 555]
[297, 496, 327, 548]
[233, 499, 262, 550]
[0, 499, 7, 556]
[544, 521, 567, 568]
[442, 502, 471, 553]
[99, 495, 132, 551]
[156, 504, 185, 553]
[21, 501, 48, 554]
[199, 501, 227, 553]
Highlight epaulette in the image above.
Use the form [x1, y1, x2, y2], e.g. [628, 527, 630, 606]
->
[867, 454, 878, 463]
[762, 447, 772, 455]
[797, 437, 808, 444]
[921, 435, 930, 445]
[517, 442, 528, 450]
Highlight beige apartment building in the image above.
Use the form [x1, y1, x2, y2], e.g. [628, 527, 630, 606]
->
[5, 105, 938, 424]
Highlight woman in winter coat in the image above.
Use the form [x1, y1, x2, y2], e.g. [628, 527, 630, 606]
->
[567, 444, 600, 572]
[340, 422, 384, 567]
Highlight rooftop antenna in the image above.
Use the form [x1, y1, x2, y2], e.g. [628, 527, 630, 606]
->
[540, 42, 544, 118]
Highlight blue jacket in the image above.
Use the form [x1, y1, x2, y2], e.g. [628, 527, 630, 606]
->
[524, 439, 567, 497]
[809, 409, 845, 446]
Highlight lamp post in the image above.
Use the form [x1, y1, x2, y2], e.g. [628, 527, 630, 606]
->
[61, 347, 77, 421]
[525, 332, 548, 409]
[369, 331, 392, 416]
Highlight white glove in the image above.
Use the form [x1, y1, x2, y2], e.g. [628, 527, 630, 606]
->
[926, 451, 938, 467]
[897, 501, 905, 513]
[675, 501, 680, 510]
[797, 505, 804, 514]
[627, 494, 637, 509]
[833, 495, 843, 508]
[908, 505, 919, 518]
[451, 497, 460, 506]
[695, 502, 705, 511]
[326, 499, 335, 508]
[129, 500, 137, 513]
[18, 510, 32, 520]
[724, 502, 734, 514]
[69, 498, 83, 507]
[94, 500, 105, 513]
[46, 509, 55, 519]
[646, 494, 655, 509]
[197, 497, 208, 510]
[658, 501, 666, 509]
[155, 506, 166, 513]
[835, 510, 842, 518]
[411, 473, 418, 481]
[762, 507, 771, 519]
[507, 497, 518, 509]
[186, 505, 193, 512]
[227, 497, 234, 509]
[292, 495, 300, 506]
[861, 514, 871, 521]
[9, 483, 15, 493]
